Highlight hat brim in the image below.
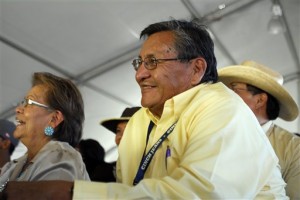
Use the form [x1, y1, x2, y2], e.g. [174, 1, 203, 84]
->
[218, 65, 299, 121]
[100, 117, 130, 134]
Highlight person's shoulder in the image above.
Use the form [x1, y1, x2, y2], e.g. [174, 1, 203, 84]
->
[46, 141, 81, 158]
[196, 83, 250, 113]
[197, 82, 239, 102]
[47, 140, 71, 150]
[272, 124, 300, 144]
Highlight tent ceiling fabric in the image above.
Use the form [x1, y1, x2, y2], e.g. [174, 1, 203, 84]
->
[0, 0, 299, 161]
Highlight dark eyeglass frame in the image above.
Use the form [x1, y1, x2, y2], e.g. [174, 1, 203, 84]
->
[19, 98, 52, 110]
[230, 84, 265, 95]
[132, 57, 191, 71]
[230, 87, 248, 93]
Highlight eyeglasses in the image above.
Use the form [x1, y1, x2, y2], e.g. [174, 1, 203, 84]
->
[132, 57, 190, 71]
[231, 87, 248, 93]
[19, 98, 52, 110]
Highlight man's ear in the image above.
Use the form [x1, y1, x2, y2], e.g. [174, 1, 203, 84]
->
[255, 93, 268, 109]
[50, 110, 64, 128]
[191, 57, 207, 86]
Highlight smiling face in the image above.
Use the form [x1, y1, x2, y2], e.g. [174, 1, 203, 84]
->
[135, 31, 198, 117]
[14, 84, 53, 147]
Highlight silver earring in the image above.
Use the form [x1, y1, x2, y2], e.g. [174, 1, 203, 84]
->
[44, 126, 54, 136]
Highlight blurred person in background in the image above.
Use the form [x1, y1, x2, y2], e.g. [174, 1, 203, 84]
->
[100, 107, 141, 179]
[100, 107, 141, 146]
[77, 139, 115, 182]
[0, 119, 18, 169]
[219, 60, 300, 199]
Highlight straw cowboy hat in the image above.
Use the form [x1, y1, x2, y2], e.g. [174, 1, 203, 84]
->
[218, 60, 299, 121]
[100, 107, 141, 133]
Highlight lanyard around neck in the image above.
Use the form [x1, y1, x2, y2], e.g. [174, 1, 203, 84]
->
[133, 120, 177, 185]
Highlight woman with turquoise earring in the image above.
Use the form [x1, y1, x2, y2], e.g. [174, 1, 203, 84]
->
[0, 72, 89, 186]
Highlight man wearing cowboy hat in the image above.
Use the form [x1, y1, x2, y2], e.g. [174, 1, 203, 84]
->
[218, 60, 300, 199]
[99, 107, 141, 181]
[100, 107, 141, 146]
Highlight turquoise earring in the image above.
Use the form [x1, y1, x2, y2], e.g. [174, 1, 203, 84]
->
[44, 126, 54, 136]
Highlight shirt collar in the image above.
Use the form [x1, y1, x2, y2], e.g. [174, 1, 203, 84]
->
[261, 120, 273, 133]
[145, 84, 210, 124]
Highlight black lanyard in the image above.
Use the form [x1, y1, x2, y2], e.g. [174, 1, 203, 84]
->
[133, 121, 177, 185]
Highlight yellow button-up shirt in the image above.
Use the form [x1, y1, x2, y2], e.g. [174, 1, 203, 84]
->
[74, 83, 287, 199]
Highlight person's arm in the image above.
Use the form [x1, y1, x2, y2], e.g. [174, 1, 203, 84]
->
[285, 136, 300, 199]
[0, 181, 73, 200]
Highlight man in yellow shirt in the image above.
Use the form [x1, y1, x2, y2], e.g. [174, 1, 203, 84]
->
[0, 19, 288, 199]
[218, 60, 300, 199]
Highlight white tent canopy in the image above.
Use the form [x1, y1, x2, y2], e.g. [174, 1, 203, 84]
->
[1, 0, 299, 161]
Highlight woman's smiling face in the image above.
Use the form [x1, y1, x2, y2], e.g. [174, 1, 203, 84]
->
[14, 84, 53, 147]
